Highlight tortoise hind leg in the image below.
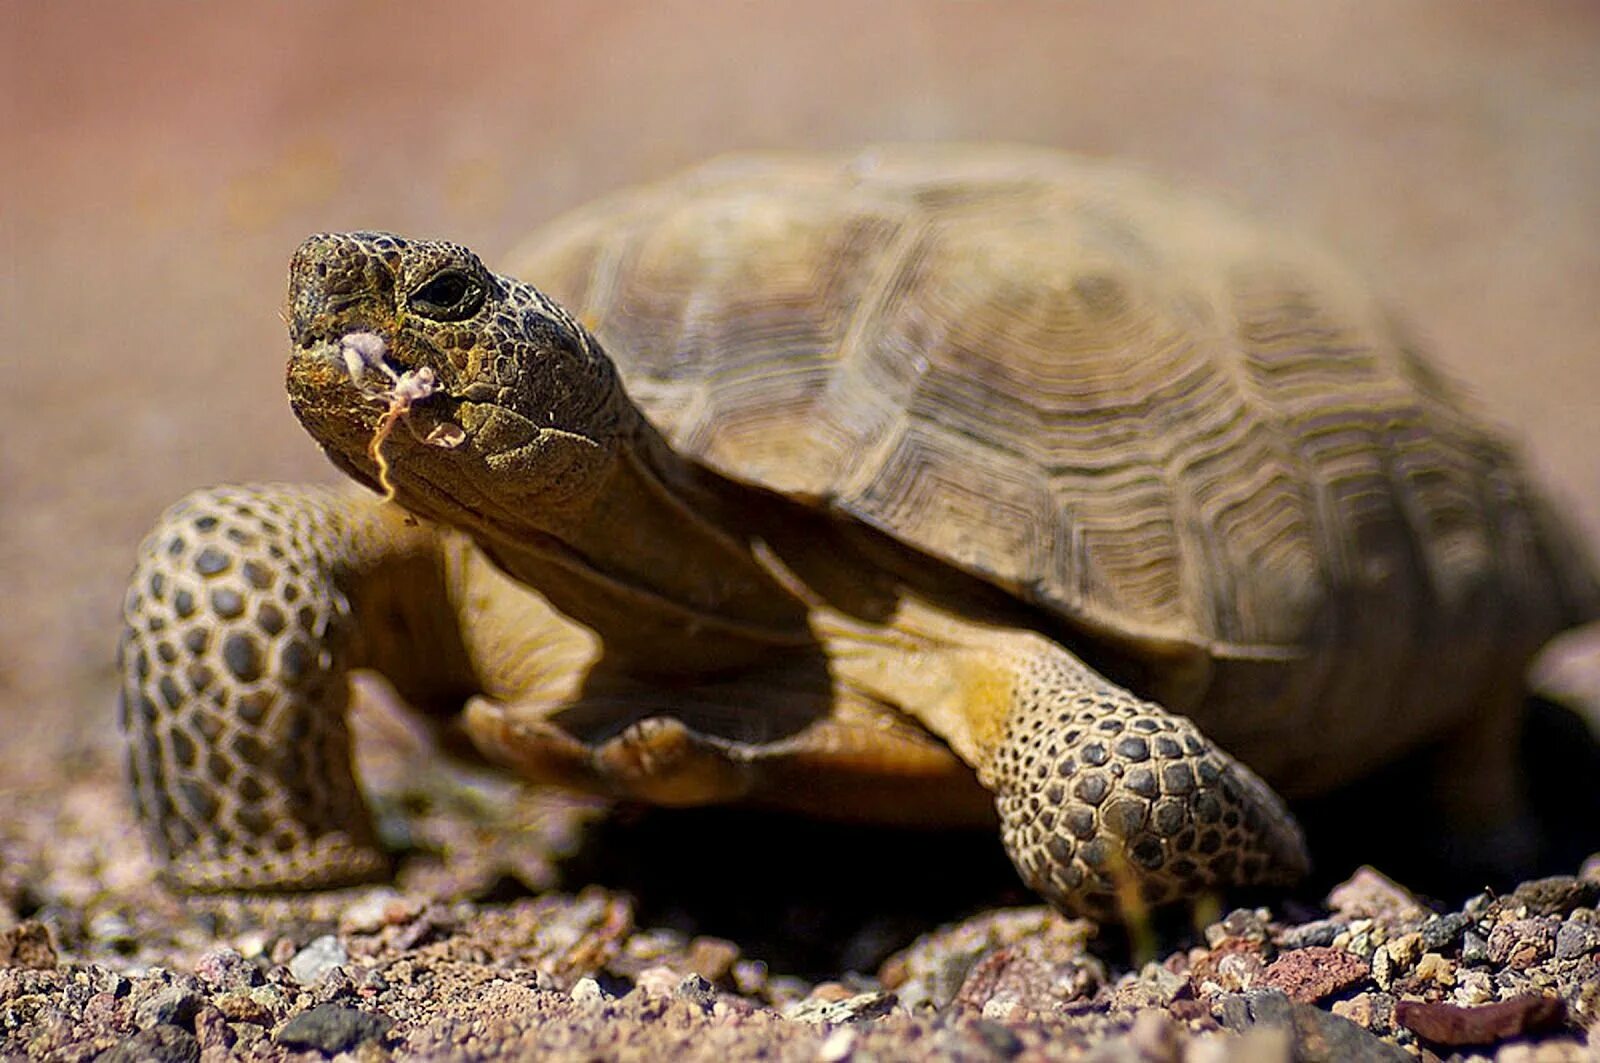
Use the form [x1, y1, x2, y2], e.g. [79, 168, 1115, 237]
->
[119, 485, 447, 891]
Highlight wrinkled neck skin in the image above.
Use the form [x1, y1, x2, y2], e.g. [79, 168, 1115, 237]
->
[466, 416, 817, 673]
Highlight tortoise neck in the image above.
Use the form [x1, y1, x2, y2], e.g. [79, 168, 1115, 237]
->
[480, 422, 815, 670]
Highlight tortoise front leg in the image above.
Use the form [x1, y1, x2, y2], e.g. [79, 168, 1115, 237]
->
[829, 618, 1312, 920]
[118, 485, 456, 891]
[978, 641, 1310, 919]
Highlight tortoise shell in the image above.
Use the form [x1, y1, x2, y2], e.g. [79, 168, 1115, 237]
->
[503, 145, 1588, 667]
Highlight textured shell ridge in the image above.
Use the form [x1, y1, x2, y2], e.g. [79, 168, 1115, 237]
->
[500, 145, 1586, 666]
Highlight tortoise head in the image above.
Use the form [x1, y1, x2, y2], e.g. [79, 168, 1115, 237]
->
[286, 231, 637, 535]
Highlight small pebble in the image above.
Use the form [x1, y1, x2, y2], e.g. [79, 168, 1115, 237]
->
[1553, 921, 1597, 960]
[193, 947, 260, 990]
[0, 921, 58, 969]
[817, 1026, 857, 1062]
[100, 1024, 199, 1063]
[1279, 918, 1343, 949]
[194, 1007, 235, 1053]
[731, 959, 769, 997]
[213, 989, 274, 1026]
[1326, 867, 1426, 924]
[633, 965, 680, 998]
[338, 889, 419, 935]
[289, 935, 348, 985]
[1331, 992, 1377, 1030]
[1507, 876, 1599, 917]
[136, 986, 202, 1030]
[570, 977, 609, 1004]
[234, 930, 270, 959]
[685, 935, 740, 982]
[1453, 968, 1494, 1006]
[1385, 932, 1422, 970]
[1260, 946, 1368, 1003]
[676, 973, 718, 1012]
[1413, 951, 1455, 988]
[1487, 920, 1556, 970]
[1419, 912, 1471, 953]
[1204, 908, 1272, 948]
[273, 1003, 393, 1054]
[785, 990, 898, 1024]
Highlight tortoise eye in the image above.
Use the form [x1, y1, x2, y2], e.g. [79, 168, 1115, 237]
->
[409, 269, 484, 321]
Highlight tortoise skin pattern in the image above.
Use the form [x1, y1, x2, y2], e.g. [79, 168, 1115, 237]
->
[118, 146, 1597, 915]
[119, 486, 388, 889]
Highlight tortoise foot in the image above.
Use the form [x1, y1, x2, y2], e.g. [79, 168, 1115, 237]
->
[989, 652, 1309, 920]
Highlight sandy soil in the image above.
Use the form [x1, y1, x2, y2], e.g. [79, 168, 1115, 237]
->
[4, 3, 1600, 1058]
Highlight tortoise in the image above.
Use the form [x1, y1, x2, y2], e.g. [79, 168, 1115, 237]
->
[118, 144, 1599, 918]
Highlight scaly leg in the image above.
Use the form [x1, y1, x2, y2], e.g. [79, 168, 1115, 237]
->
[825, 615, 1312, 920]
[118, 484, 464, 891]
[978, 642, 1310, 918]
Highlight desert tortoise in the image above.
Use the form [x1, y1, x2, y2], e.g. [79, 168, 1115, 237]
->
[119, 145, 1598, 918]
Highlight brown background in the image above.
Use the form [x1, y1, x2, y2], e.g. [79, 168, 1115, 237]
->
[4, 1, 1598, 788]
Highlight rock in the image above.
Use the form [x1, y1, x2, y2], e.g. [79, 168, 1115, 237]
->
[675, 973, 717, 1012]
[193, 947, 261, 990]
[1394, 994, 1566, 1047]
[955, 946, 1100, 1014]
[338, 888, 421, 934]
[570, 976, 609, 1004]
[289, 934, 348, 984]
[1188, 1027, 1292, 1063]
[1205, 908, 1273, 948]
[213, 988, 276, 1025]
[1190, 939, 1268, 995]
[194, 1006, 236, 1053]
[135, 985, 202, 1030]
[1222, 989, 1412, 1063]
[1452, 968, 1495, 1005]
[965, 1018, 1024, 1058]
[1259, 947, 1369, 1004]
[817, 1026, 857, 1062]
[1278, 919, 1343, 949]
[878, 906, 1089, 1009]
[273, 1002, 394, 1053]
[1487, 919, 1558, 970]
[0, 921, 58, 969]
[1419, 912, 1472, 953]
[1412, 951, 1456, 988]
[1384, 932, 1422, 970]
[1325, 868, 1426, 925]
[784, 990, 897, 1024]
[1330, 992, 1377, 1031]
[684, 936, 740, 983]
[313, 963, 356, 1004]
[633, 965, 680, 998]
[1110, 961, 1189, 1010]
[101, 1024, 201, 1063]
[1554, 921, 1597, 960]
[1125, 1009, 1179, 1059]
[1461, 930, 1491, 966]
[1507, 876, 1600, 917]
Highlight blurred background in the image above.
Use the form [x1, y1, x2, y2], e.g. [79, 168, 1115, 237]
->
[4, 1, 1598, 785]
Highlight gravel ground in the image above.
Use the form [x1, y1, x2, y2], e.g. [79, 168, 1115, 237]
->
[3, 742, 1599, 1061]
[5, 3, 1600, 1060]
